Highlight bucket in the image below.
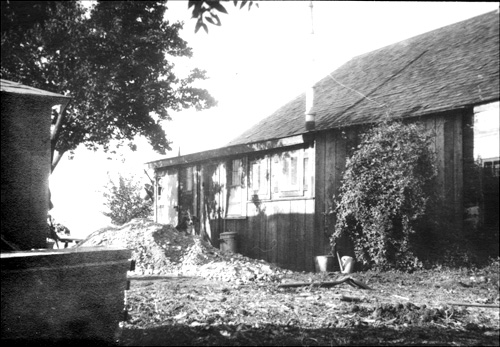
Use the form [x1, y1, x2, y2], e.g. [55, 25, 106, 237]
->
[314, 255, 340, 272]
[341, 256, 355, 274]
[219, 231, 238, 253]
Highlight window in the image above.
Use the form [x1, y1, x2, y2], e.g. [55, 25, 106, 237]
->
[229, 159, 244, 187]
[279, 149, 304, 197]
[226, 158, 247, 218]
[483, 159, 500, 177]
[303, 152, 310, 191]
[249, 156, 270, 199]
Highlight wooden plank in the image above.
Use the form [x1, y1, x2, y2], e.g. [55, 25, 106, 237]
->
[423, 116, 437, 161]
[329, 129, 349, 254]
[444, 115, 455, 215]
[260, 201, 268, 262]
[461, 110, 475, 209]
[246, 203, 256, 259]
[322, 130, 337, 254]
[199, 166, 205, 236]
[305, 199, 315, 272]
[435, 115, 446, 199]
[237, 218, 247, 256]
[249, 201, 260, 260]
[453, 111, 464, 233]
[287, 200, 297, 271]
[276, 201, 283, 268]
[314, 132, 326, 266]
[284, 200, 293, 270]
[290, 200, 306, 271]
[267, 202, 278, 264]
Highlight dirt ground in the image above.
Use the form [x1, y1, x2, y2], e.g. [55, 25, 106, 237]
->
[118, 262, 499, 346]
[77, 219, 499, 346]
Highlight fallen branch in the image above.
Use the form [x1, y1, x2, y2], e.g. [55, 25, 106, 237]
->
[446, 302, 500, 309]
[278, 276, 372, 290]
[392, 294, 410, 301]
[128, 275, 197, 281]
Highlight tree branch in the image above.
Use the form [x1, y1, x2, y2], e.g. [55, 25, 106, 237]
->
[51, 150, 65, 173]
[50, 99, 71, 173]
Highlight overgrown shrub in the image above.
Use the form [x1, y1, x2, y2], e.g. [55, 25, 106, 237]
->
[103, 174, 153, 225]
[331, 121, 436, 270]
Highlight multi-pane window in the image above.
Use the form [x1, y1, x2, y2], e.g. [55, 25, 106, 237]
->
[274, 147, 313, 198]
[282, 153, 299, 191]
[250, 156, 270, 199]
[483, 159, 500, 177]
[226, 158, 247, 218]
[229, 159, 243, 187]
[279, 149, 304, 197]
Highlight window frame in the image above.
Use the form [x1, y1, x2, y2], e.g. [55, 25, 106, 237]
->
[225, 158, 248, 219]
[249, 155, 271, 200]
[278, 149, 304, 197]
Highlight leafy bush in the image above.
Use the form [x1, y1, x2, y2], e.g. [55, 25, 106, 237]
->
[332, 121, 436, 270]
[103, 174, 153, 225]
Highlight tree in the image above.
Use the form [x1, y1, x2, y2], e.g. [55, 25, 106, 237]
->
[332, 121, 436, 270]
[187, 0, 258, 33]
[102, 173, 153, 226]
[1, 1, 217, 172]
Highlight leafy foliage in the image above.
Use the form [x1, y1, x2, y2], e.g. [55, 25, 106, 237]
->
[1, 1, 217, 170]
[103, 174, 153, 226]
[188, 0, 258, 33]
[332, 121, 436, 270]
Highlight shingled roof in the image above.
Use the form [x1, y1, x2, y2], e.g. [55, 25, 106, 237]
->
[227, 10, 499, 147]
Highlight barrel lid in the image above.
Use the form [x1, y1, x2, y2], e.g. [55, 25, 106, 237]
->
[220, 231, 238, 236]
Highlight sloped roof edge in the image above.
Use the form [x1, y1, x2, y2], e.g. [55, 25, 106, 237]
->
[1, 79, 71, 102]
[146, 134, 309, 169]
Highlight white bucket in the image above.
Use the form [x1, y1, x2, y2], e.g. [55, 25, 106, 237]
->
[341, 256, 355, 274]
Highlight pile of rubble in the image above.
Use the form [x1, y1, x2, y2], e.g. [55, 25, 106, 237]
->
[77, 218, 289, 283]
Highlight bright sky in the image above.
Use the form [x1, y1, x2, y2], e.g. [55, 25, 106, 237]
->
[50, 1, 500, 237]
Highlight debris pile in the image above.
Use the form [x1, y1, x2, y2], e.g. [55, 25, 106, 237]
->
[77, 218, 288, 283]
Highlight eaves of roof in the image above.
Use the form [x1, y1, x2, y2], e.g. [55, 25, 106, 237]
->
[1, 79, 71, 105]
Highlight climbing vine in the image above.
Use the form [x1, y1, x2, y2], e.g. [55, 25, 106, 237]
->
[331, 121, 436, 270]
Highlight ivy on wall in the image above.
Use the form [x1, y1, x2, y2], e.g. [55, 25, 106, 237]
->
[331, 121, 436, 270]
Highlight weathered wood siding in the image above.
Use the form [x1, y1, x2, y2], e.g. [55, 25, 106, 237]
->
[315, 109, 471, 252]
[231, 198, 315, 271]
[314, 126, 361, 258]
[221, 146, 317, 272]
[422, 109, 469, 232]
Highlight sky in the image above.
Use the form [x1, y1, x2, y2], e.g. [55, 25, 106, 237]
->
[49, 1, 500, 237]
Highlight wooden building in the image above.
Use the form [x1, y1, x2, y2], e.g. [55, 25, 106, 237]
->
[147, 11, 499, 272]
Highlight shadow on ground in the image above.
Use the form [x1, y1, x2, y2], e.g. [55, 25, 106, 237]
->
[119, 323, 500, 346]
